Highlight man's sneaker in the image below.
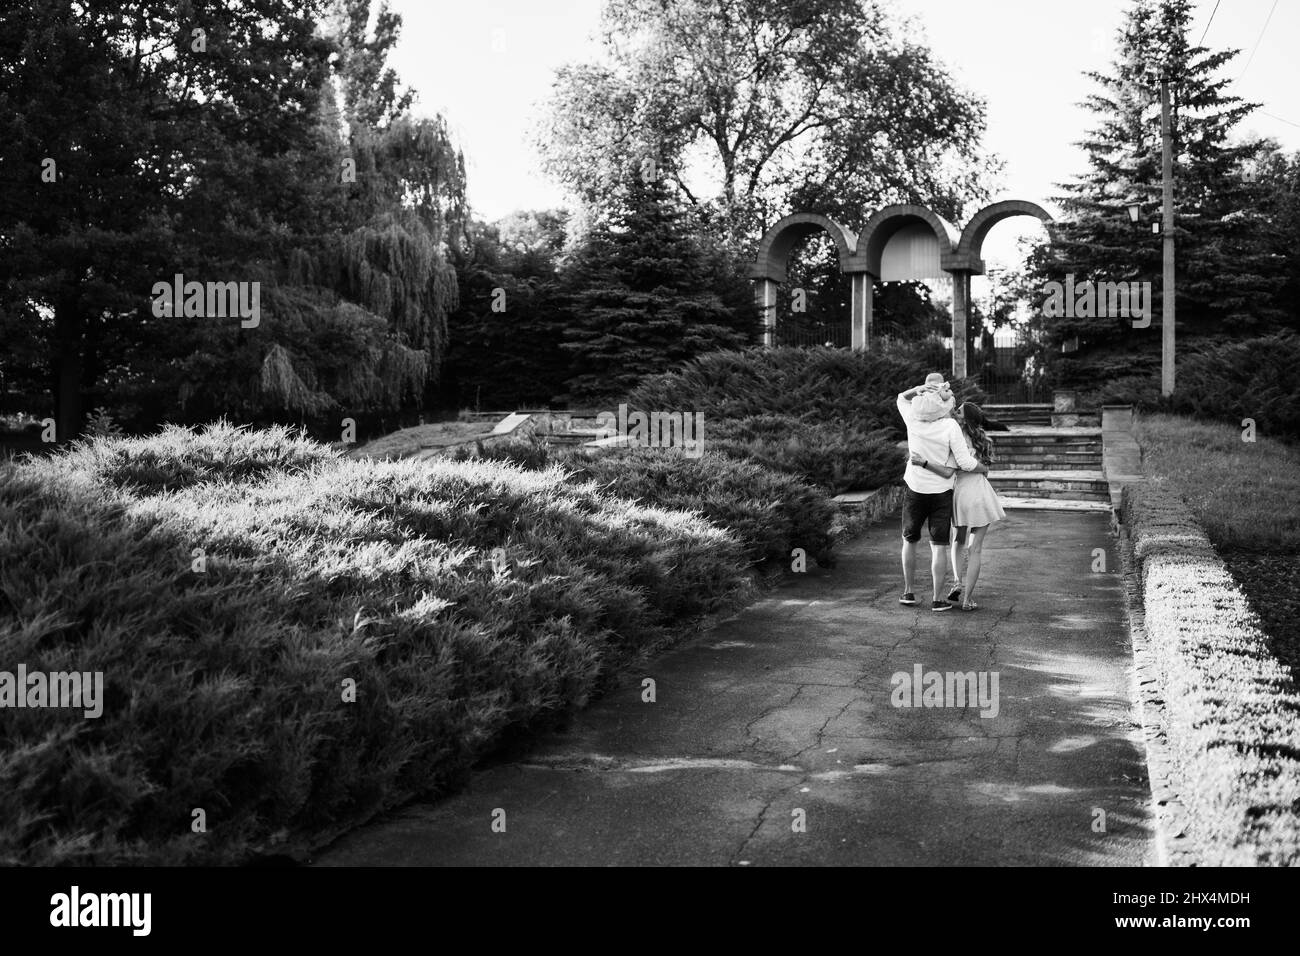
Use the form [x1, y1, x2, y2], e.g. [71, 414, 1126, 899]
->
[931, 600, 953, 612]
[899, 592, 917, 605]
[947, 586, 963, 602]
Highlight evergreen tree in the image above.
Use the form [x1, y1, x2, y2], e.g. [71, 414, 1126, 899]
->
[1255, 144, 1300, 330]
[443, 211, 571, 411]
[557, 168, 759, 405]
[1027, 0, 1285, 388]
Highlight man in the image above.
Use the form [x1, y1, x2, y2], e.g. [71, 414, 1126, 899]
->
[896, 375, 981, 611]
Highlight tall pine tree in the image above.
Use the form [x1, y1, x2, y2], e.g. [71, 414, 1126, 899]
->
[1028, 0, 1285, 388]
[558, 166, 758, 405]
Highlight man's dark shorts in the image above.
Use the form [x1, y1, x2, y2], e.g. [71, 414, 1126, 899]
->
[901, 488, 953, 544]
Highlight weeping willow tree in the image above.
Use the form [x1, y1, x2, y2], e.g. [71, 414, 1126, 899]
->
[247, 2, 466, 422]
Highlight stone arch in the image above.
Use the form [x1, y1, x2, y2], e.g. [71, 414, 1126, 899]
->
[851, 204, 959, 277]
[956, 199, 1054, 263]
[750, 212, 857, 283]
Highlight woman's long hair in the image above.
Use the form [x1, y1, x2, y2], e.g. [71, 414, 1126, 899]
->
[958, 402, 995, 465]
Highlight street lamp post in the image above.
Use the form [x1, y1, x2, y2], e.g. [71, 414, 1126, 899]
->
[1138, 64, 1177, 396]
[1154, 70, 1176, 396]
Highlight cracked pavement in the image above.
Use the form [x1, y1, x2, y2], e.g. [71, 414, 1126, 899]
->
[314, 509, 1155, 866]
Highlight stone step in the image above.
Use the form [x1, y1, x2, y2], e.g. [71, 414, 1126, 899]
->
[996, 453, 1102, 461]
[993, 447, 1101, 455]
[993, 429, 1097, 439]
[992, 437, 1102, 448]
[992, 436, 1102, 450]
[989, 467, 1111, 501]
[542, 434, 593, 445]
[990, 470, 1110, 503]
[998, 496, 1113, 512]
[996, 448, 1102, 459]
[996, 487, 1112, 502]
[997, 458, 1103, 470]
[982, 404, 1053, 425]
[990, 468, 1107, 483]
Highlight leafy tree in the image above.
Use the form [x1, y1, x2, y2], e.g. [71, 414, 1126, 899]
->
[557, 167, 759, 404]
[540, 0, 997, 250]
[0, 0, 465, 438]
[175, 1, 467, 428]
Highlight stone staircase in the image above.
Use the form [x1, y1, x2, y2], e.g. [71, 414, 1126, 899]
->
[465, 404, 1120, 514]
[988, 424, 1110, 512]
[982, 403, 1052, 427]
[464, 410, 614, 449]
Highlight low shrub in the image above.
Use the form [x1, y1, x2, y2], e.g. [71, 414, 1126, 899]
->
[1064, 334, 1300, 436]
[0, 426, 750, 865]
[623, 346, 964, 492]
[1169, 333, 1300, 439]
[449, 439, 839, 566]
[627, 346, 983, 441]
[706, 415, 902, 494]
[61, 420, 337, 494]
[573, 448, 839, 566]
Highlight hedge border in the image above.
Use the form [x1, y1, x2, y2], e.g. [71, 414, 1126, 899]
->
[1120, 480, 1300, 865]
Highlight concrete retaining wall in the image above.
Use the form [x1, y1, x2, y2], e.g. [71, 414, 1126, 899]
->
[1121, 481, 1300, 865]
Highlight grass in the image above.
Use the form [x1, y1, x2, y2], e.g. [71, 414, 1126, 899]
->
[1133, 413, 1300, 550]
[1133, 413, 1300, 679]
[0, 422, 753, 865]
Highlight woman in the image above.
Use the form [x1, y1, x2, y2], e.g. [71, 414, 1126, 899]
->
[908, 402, 1006, 611]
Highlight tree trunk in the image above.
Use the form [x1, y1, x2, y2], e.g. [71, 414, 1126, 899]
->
[53, 295, 83, 443]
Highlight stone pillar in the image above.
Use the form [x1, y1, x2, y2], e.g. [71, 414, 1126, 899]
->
[950, 270, 971, 378]
[849, 271, 874, 351]
[1052, 388, 1081, 427]
[754, 277, 778, 347]
[1102, 404, 1134, 434]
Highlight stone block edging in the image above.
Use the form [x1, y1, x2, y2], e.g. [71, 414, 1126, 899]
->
[1120, 480, 1300, 865]
[831, 484, 905, 541]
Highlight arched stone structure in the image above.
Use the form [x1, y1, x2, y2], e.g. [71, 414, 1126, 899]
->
[750, 200, 1054, 376]
[849, 203, 959, 277]
[954, 200, 1055, 274]
[751, 212, 857, 282]
[750, 213, 858, 347]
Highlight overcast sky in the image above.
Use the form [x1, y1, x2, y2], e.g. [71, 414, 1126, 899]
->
[386, 0, 1300, 264]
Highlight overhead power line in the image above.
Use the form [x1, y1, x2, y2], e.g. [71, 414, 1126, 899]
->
[1260, 110, 1300, 130]
[1238, 0, 1280, 80]
[1199, 0, 1220, 45]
